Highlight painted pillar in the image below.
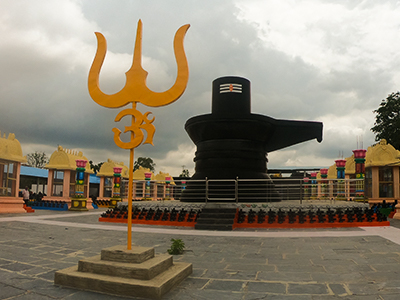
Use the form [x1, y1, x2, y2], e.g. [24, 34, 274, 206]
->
[181, 180, 186, 200]
[320, 168, 328, 200]
[393, 167, 399, 200]
[109, 167, 123, 207]
[335, 159, 346, 200]
[99, 177, 105, 198]
[164, 176, 171, 200]
[15, 163, 21, 197]
[310, 172, 317, 200]
[47, 169, 54, 197]
[372, 166, 380, 199]
[69, 159, 88, 211]
[353, 149, 366, 201]
[63, 170, 71, 199]
[144, 172, 152, 200]
[303, 177, 310, 200]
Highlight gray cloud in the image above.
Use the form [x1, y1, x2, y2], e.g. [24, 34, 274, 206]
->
[1, 0, 399, 176]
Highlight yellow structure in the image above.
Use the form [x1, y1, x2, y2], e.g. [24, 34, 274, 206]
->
[127, 168, 176, 201]
[0, 131, 27, 213]
[45, 146, 93, 209]
[154, 171, 176, 200]
[364, 139, 400, 203]
[320, 139, 400, 204]
[88, 20, 190, 249]
[97, 159, 128, 202]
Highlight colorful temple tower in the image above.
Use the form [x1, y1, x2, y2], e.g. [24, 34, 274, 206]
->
[353, 149, 366, 201]
[97, 159, 128, 205]
[335, 159, 346, 200]
[319, 168, 328, 199]
[310, 172, 318, 200]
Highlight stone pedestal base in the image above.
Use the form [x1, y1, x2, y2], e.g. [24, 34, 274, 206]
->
[0, 198, 26, 214]
[69, 198, 88, 211]
[109, 198, 122, 208]
[55, 245, 192, 299]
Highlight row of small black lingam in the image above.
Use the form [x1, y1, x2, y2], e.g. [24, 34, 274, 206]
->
[92, 198, 145, 207]
[100, 206, 200, 222]
[237, 206, 392, 224]
[28, 200, 68, 209]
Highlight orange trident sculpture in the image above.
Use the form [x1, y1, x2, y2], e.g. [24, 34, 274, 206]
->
[88, 20, 190, 249]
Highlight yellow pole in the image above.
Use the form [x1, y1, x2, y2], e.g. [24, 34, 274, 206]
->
[127, 148, 134, 250]
[127, 103, 136, 250]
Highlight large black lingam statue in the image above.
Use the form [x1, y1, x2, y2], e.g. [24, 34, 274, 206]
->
[181, 76, 323, 202]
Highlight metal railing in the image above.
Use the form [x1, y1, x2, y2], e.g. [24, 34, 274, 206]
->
[121, 178, 365, 203]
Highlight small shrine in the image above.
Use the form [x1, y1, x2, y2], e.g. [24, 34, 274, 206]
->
[131, 167, 155, 200]
[0, 131, 27, 213]
[96, 159, 128, 206]
[310, 139, 400, 204]
[154, 171, 176, 200]
[45, 146, 93, 209]
[128, 167, 176, 200]
[364, 139, 400, 203]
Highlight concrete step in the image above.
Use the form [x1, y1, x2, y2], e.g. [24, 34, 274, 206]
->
[194, 223, 233, 231]
[101, 245, 154, 263]
[78, 254, 173, 280]
[55, 262, 192, 300]
[198, 212, 237, 219]
[196, 218, 234, 225]
[201, 208, 237, 214]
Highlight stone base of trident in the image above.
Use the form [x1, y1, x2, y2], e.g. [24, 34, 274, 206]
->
[55, 20, 192, 299]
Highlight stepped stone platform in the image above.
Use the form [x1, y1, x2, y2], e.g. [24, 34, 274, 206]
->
[195, 203, 237, 231]
[54, 245, 192, 299]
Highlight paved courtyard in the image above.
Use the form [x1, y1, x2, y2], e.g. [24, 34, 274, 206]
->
[1, 207, 400, 300]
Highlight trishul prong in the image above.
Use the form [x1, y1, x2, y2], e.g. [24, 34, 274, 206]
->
[88, 20, 190, 108]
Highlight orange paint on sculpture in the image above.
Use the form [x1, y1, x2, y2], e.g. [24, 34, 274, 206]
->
[88, 20, 190, 108]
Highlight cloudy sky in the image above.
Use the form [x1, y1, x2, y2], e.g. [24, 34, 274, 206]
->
[1, 0, 399, 176]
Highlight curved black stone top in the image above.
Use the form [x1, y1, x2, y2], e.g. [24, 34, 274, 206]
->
[186, 76, 323, 153]
[211, 76, 251, 116]
[184, 76, 323, 181]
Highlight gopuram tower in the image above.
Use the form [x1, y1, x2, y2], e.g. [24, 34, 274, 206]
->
[181, 76, 323, 202]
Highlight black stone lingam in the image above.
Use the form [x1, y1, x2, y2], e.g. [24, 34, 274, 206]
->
[181, 76, 323, 202]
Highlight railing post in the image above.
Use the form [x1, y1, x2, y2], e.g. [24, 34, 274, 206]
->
[235, 177, 238, 203]
[205, 177, 208, 203]
[299, 178, 303, 205]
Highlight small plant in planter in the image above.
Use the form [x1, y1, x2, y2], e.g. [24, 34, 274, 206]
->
[167, 238, 185, 255]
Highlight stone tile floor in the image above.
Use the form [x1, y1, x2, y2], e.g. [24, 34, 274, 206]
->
[0, 208, 400, 299]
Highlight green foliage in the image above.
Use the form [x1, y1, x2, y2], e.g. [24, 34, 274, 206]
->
[371, 92, 400, 149]
[89, 161, 104, 174]
[133, 157, 155, 172]
[167, 238, 185, 255]
[26, 152, 48, 168]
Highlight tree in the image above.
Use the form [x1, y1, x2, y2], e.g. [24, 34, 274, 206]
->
[133, 157, 155, 172]
[179, 168, 190, 178]
[371, 92, 400, 149]
[89, 161, 104, 174]
[26, 152, 48, 168]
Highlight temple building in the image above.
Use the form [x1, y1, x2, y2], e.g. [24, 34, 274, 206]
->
[125, 167, 176, 200]
[96, 159, 128, 198]
[364, 139, 400, 203]
[318, 139, 400, 203]
[0, 132, 27, 213]
[44, 146, 94, 208]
